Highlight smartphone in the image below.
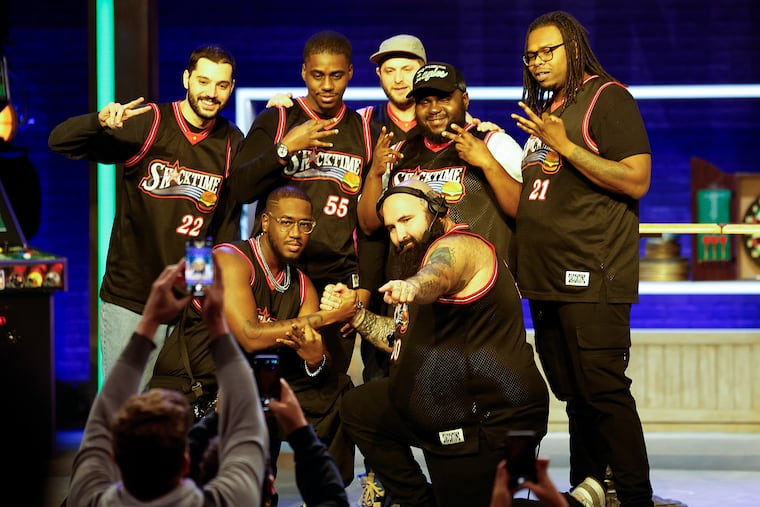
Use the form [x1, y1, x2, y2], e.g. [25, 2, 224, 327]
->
[185, 238, 213, 296]
[505, 430, 538, 489]
[252, 354, 281, 410]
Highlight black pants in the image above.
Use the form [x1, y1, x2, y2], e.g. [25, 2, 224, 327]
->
[341, 377, 505, 507]
[529, 299, 653, 507]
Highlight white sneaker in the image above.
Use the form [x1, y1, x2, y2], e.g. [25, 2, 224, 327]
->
[570, 476, 606, 507]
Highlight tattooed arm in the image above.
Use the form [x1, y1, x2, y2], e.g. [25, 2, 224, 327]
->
[379, 234, 477, 305]
[350, 307, 395, 353]
[321, 283, 395, 353]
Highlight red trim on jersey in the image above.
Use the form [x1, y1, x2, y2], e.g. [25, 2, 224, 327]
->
[361, 108, 374, 162]
[224, 138, 232, 178]
[358, 105, 373, 122]
[215, 241, 255, 286]
[385, 102, 417, 133]
[425, 225, 499, 305]
[549, 75, 598, 114]
[173, 101, 216, 145]
[582, 81, 625, 155]
[294, 97, 346, 129]
[250, 237, 287, 291]
[274, 106, 287, 143]
[125, 103, 160, 168]
[422, 122, 475, 152]
[297, 270, 307, 305]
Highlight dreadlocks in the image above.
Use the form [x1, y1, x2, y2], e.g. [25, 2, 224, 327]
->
[521, 11, 615, 115]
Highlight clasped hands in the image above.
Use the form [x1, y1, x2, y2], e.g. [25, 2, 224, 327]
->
[322, 280, 418, 312]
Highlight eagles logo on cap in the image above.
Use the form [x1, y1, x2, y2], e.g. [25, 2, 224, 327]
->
[407, 62, 466, 99]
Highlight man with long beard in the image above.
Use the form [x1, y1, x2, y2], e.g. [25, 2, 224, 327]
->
[322, 180, 549, 507]
[49, 45, 243, 390]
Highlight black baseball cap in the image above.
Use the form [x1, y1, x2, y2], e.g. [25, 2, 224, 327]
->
[406, 62, 466, 99]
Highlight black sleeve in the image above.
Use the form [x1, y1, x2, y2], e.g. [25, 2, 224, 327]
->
[288, 425, 349, 507]
[590, 84, 650, 162]
[229, 108, 288, 204]
[48, 110, 151, 163]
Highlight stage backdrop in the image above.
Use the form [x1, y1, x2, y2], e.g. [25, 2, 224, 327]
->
[5, 1, 759, 393]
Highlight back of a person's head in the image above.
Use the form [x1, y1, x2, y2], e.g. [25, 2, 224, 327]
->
[112, 389, 191, 501]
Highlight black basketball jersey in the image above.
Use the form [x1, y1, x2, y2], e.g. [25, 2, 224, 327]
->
[516, 76, 650, 303]
[223, 237, 310, 380]
[391, 124, 518, 262]
[387, 226, 548, 455]
[260, 98, 377, 287]
[152, 236, 307, 392]
[358, 103, 420, 141]
[49, 101, 243, 313]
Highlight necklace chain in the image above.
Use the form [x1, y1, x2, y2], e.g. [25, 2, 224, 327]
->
[255, 235, 291, 293]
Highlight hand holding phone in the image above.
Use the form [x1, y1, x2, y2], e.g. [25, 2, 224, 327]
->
[185, 238, 214, 296]
[252, 354, 281, 411]
[505, 430, 538, 489]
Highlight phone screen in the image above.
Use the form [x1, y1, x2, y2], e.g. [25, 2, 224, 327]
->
[185, 239, 213, 296]
[253, 354, 281, 410]
[505, 430, 538, 489]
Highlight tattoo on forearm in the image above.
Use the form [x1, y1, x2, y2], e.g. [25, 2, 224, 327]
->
[354, 309, 394, 350]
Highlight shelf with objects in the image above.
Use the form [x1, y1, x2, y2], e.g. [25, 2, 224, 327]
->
[0, 179, 67, 457]
[569, 160, 759, 432]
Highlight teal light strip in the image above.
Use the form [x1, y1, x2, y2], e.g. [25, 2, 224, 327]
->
[95, 0, 115, 389]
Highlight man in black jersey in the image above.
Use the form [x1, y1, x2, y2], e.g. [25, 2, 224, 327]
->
[49, 45, 243, 391]
[511, 11, 653, 507]
[323, 180, 549, 507]
[152, 186, 361, 485]
[230, 31, 378, 379]
[357, 62, 523, 276]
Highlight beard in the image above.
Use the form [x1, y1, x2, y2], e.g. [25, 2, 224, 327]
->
[421, 109, 467, 144]
[388, 93, 415, 111]
[187, 91, 224, 120]
[391, 218, 446, 280]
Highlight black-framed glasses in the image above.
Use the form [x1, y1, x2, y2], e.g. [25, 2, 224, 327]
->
[266, 213, 317, 234]
[522, 43, 565, 66]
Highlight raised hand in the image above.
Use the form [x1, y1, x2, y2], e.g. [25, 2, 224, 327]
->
[98, 97, 151, 129]
[281, 118, 339, 153]
[265, 92, 294, 109]
[511, 101, 570, 154]
[368, 127, 402, 178]
[442, 123, 494, 168]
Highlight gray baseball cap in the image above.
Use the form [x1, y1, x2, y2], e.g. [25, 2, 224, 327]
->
[370, 34, 427, 65]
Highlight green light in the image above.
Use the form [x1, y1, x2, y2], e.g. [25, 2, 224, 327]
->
[96, 0, 115, 389]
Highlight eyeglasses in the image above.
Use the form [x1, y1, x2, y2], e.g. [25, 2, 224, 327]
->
[266, 213, 317, 234]
[522, 43, 565, 66]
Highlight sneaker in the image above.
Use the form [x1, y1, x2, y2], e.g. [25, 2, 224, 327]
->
[570, 476, 606, 507]
[358, 471, 386, 507]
